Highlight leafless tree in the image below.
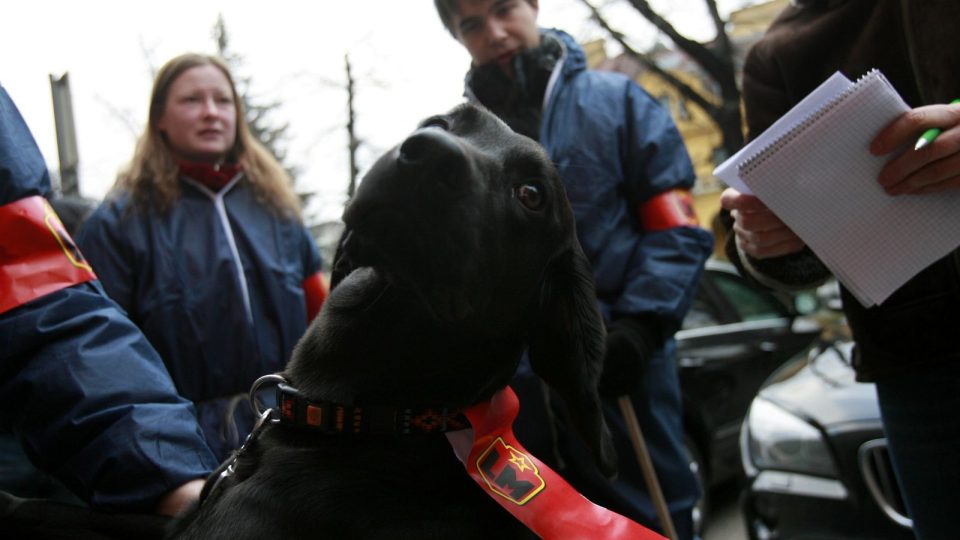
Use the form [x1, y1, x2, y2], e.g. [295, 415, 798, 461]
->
[212, 15, 303, 194]
[579, 0, 745, 158]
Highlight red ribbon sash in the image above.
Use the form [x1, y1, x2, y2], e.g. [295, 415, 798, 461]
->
[0, 196, 97, 314]
[446, 386, 665, 540]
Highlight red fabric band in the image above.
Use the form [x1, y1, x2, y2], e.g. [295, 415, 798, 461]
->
[638, 189, 699, 231]
[301, 271, 328, 323]
[447, 387, 665, 540]
[0, 196, 97, 314]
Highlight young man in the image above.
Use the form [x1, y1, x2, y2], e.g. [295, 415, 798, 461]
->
[434, 1, 714, 538]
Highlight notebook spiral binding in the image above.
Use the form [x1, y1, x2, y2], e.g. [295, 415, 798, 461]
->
[737, 69, 883, 177]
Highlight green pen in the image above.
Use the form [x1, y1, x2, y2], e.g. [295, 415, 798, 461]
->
[914, 98, 960, 150]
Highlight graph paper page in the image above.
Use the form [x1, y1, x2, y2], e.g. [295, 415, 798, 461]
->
[713, 72, 852, 194]
[737, 71, 960, 306]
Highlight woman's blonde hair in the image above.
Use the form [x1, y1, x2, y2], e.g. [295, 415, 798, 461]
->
[114, 53, 301, 219]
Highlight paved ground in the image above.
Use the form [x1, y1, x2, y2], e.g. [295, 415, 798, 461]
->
[704, 482, 748, 540]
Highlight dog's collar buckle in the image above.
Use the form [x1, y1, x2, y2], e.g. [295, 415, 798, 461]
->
[275, 383, 469, 436]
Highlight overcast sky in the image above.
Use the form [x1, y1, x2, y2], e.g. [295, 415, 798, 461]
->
[3, 0, 758, 222]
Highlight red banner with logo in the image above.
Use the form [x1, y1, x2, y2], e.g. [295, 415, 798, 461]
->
[0, 196, 97, 314]
[446, 386, 665, 540]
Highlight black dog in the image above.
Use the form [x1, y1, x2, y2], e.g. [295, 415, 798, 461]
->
[169, 103, 614, 539]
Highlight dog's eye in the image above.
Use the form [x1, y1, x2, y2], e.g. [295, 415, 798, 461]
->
[514, 182, 545, 210]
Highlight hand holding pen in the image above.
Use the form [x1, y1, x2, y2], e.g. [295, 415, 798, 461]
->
[914, 99, 960, 150]
[870, 99, 960, 195]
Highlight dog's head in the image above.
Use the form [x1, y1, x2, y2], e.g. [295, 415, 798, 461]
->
[293, 103, 614, 475]
[337, 103, 574, 325]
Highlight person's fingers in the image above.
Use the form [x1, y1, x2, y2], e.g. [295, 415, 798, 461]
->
[724, 189, 804, 259]
[883, 150, 960, 194]
[156, 478, 205, 517]
[735, 231, 805, 259]
[732, 219, 799, 248]
[720, 188, 768, 213]
[731, 212, 804, 259]
[879, 129, 960, 192]
[871, 103, 960, 156]
[731, 207, 788, 233]
[911, 174, 960, 195]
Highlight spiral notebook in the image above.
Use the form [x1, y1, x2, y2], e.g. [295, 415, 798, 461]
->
[714, 70, 960, 306]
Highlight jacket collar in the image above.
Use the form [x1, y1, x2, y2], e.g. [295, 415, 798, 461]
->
[544, 28, 586, 81]
[463, 31, 563, 139]
[463, 27, 583, 100]
[179, 161, 243, 192]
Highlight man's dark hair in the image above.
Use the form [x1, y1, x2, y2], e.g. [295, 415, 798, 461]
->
[434, 0, 539, 38]
[434, 0, 461, 38]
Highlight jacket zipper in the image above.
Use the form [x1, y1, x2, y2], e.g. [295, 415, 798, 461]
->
[183, 174, 254, 324]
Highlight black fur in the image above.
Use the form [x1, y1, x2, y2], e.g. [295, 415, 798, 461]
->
[169, 103, 613, 539]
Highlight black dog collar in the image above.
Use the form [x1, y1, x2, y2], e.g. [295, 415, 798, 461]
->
[276, 383, 469, 435]
[200, 380, 470, 506]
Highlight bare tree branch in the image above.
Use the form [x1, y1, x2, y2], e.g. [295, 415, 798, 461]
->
[580, 0, 719, 117]
[578, 0, 744, 155]
[93, 95, 142, 142]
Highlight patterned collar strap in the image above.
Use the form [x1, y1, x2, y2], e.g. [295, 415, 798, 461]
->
[446, 386, 666, 540]
[276, 383, 469, 435]
[0, 196, 97, 314]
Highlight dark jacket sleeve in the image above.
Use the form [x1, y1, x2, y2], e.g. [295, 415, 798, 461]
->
[74, 198, 139, 316]
[723, 7, 834, 291]
[0, 84, 217, 511]
[617, 82, 714, 337]
[0, 284, 218, 511]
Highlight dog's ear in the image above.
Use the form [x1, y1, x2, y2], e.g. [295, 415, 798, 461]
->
[528, 246, 617, 477]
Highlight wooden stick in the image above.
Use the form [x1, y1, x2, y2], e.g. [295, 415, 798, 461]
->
[618, 396, 678, 540]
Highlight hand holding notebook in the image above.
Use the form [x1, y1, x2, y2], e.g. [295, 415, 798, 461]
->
[714, 70, 960, 306]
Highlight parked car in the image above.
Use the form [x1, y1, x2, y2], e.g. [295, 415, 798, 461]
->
[676, 259, 823, 526]
[739, 338, 914, 540]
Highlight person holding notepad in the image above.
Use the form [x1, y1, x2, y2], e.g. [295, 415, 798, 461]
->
[720, 1, 959, 539]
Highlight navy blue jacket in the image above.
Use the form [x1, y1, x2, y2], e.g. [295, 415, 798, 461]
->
[471, 30, 713, 531]
[539, 30, 712, 328]
[76, 175, 321, 459]
[0, 85, 217, 510]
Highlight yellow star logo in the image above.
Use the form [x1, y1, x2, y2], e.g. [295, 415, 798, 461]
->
[508, 450, 531, 472]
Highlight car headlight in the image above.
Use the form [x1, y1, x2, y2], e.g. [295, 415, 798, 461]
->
[744, 397, 837, 477]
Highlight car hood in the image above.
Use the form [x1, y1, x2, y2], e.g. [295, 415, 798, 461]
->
[758, 341, 880, 427]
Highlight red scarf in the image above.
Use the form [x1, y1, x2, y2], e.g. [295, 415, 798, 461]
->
[447, 386, 666, 540]
[179, 161, 243, 192]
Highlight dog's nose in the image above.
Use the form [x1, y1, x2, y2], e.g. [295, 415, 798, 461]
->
[397, 128, 467, 188]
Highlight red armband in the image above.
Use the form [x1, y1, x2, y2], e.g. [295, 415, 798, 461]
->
[638, 189, 699, 231]
[0, 196, 97, 314]
[446, 387, 665, 539]
[302, 271, 328, 322]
